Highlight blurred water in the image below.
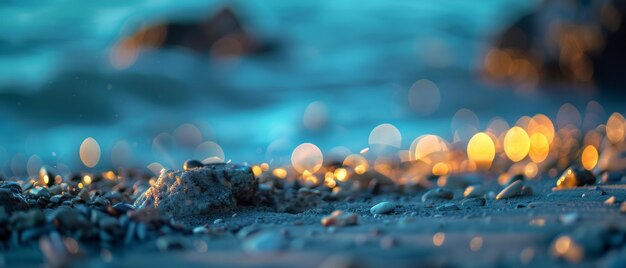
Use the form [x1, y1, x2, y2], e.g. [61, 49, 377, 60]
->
[1, 0, 618, 175]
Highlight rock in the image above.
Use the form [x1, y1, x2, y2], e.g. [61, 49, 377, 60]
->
[461, 197, 486, 207]
[605, 196, 619, 205]
[48, 185, 62, 196]
[421, 188, 454, 202]
[29, 187, 50, 198]
[134, 163, 256, 217]
[464, 185, 485, 198]
[242, 231, 287, 254]
[193, 226, 210, 235]
[213, 218, 223, 224]
[370, 202, 395, 215]
[183, 159, 204, 171]
[111, 202, 136, 215]
[559, 212, 579, 225]
[10, 209, 46, 230]
[436, 203, 460, 211]
[519, 186, 533, 196]
[0, 182, 30, 213]
[52, 208, 91, 231]
[555, 167, 596, 190]
[321, 210, 358, 227]
[496, 180, 523, 200]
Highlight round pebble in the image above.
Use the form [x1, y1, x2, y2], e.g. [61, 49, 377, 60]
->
[370, 201, 395, 215]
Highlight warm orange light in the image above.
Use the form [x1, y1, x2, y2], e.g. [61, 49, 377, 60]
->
[272, 168, 288, 179]
[343, 154, 369, 174]
[528, 114, 555, 144]
[467, 132, 496, 169]
[410, 135, 448, 164]
[334, 168, 348, 182]
[291, 143, 323, 173]
[529, 133, 550, 163]
[607, 112, 626, 145]
[581, 145, 598, 171]
[80, 137, 101, 168]
[432, 162, 450, 176]
[504, 127, 530, 162]
[252, 166, 262, 177]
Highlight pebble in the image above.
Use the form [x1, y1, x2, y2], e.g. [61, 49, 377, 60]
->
[242, 231, 287, 253]
[496, 180, 523, 200]
[112, 203, 136, 214]
[321, 210, 358, 227]
[0, 183, 30, 213]
[193, 226, 210, 235]
[461, 197, 486, 207]
[605, 196, 619, 205]
[370, 201, 395, 215]
[29, 187, 50, 198]
[213, 218, 224, 224]
[559, 212, 579, 225]
[421, 188, 454, 202]
[463, 185, 485, 198]
[436, 203, 460, 211]
[183, 159, 204, 171]
[555, 167, 596, 190]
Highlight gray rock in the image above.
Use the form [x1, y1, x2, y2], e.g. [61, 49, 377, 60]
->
[134, 163, 256, 217]
[421, 188, 454, 202]
[370, 201, 395, 215]
[461, 197, 486, 207]
[436, 203, 460, 211]
[463, 185, 485, 198]
[30, 187, 50, 198]
[0, 182, 30, 213]
[242, 231, 287, 253]
[496, 180, 523, 200]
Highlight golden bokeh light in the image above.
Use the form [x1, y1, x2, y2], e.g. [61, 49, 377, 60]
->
[272, 168, 288, 179]
[606, 112, 626, 145]
[528, 114, 555, 144]
[528, 133, 550, 163]
[291, 143, 323, 173]
[343, 154, 369, 175]
[581, 145, 598, 171]
[410, 135, 448, 164]
[80, 137, 101, 168]
[368, 123, 402, 149]
[334, 168, 348, 182]
[504, 127, 530, 162]
[467, 132, 496, 169]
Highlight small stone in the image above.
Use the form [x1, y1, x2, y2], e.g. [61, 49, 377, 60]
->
[605, 196, 618, 205]
[421, 188, 454, 202]
[370, 201, 395, 215]
[463, 185, 485, 198]
[519, 186, 533, 196]
[0, 182, 30, 213]
[496, 180, 524, 200]
[213, 218, 224, 224]
[183, 159, 204, 171]
[112, 203, 136, 214]
[193, 226, 210, 235]
[29, 187, 50, 198]
[242, 231, 287, 253]
[461, 197, 486, 207]
[134, 163, 256, 217]
[555, 167, 596, 190]
[52, 208, 91, 230]
[321, 210, 358, 227]
[48, 185, 62, 195]
[559, 212, 579, 225]
[436, 203, 460, 211]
